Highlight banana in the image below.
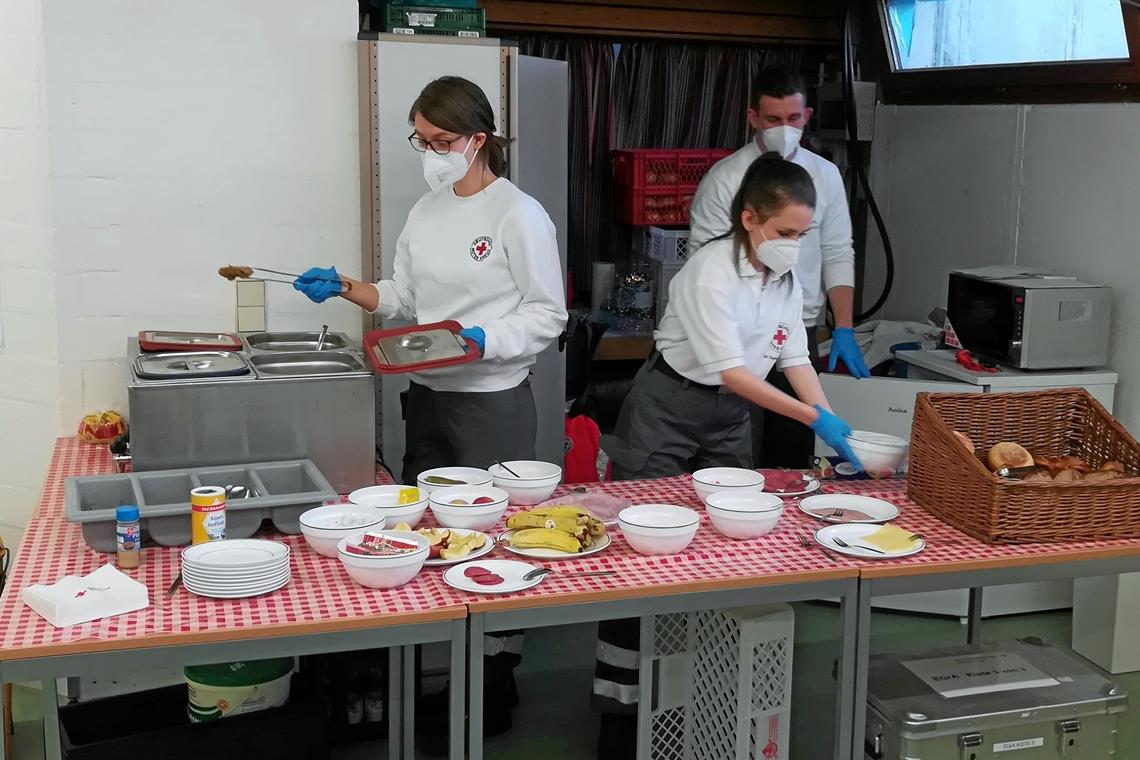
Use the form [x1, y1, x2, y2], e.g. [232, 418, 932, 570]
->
[509, 528, 583, 554]
[528, 505, 606, 538]
[507, 512, 582, 533]
[529, 505, 589, 517]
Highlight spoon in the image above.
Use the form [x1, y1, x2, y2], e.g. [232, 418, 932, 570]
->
[496, 461, 522, 478]
[523, 567, 616, 581]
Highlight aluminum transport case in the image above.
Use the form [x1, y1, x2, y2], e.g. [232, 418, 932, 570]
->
[864, 639, 1127, 759]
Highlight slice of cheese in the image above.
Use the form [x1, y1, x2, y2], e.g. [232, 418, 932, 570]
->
[862, 523, 917, 553]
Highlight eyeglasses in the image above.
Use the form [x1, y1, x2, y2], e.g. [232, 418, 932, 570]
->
[408, 132, 469, 156]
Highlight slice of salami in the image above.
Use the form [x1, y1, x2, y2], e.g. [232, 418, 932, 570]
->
[473, 574, 504, 585]
[464, 566, 491, 578]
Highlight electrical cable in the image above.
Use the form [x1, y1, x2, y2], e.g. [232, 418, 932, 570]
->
[841, 5, 895, 323]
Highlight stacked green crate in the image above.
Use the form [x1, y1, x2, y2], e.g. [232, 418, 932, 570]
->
[385, 5, 486, 37]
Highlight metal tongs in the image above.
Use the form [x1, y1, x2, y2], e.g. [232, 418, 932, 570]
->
[223, 266, 341, 286]
[996, 465, 1044, 480]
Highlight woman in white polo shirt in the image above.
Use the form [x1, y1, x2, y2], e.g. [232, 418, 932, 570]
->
[293, 76, 566, 748]
[593, 154, 859, 756]
[601, 152, 860, 481]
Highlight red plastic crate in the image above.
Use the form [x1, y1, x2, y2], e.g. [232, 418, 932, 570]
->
[617, 187, 696, 227]
[612, 149, 732, 190]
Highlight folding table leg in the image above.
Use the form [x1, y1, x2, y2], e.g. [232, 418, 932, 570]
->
[850, 580, 874, 760]
[2, 681, 11, 760]
[388, 647, 403, 760]
[636, 615, 652, 760]
[967, 587, 984, 644]
[467, 614, 484, 760]
[448, 618, 466, 760]
[41, 679, 62, 760]
[835, 580, 859, 760]
[403, 646, 415, 760]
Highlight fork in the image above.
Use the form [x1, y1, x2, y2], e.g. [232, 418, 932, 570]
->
[797, 535, 841, 565]
[832, 537, 887, 554]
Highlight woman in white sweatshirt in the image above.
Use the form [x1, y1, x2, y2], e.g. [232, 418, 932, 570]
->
[294, 77, 566, 748]
[294, 75, 568, 486]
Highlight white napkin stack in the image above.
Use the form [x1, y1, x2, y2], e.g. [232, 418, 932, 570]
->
[21, 564, 149, 628]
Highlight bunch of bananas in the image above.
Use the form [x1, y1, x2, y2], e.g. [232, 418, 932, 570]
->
[506, 505, 606, 554]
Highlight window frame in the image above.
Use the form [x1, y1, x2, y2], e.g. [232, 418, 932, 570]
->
[873, 0, 1140, 103]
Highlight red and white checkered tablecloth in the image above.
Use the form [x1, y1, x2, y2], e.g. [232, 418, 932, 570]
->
[0, 439, 465, 658]
[821, 478, 1140, 576]
[424, 475, 863, 610]
[11, 440, 1140, 652]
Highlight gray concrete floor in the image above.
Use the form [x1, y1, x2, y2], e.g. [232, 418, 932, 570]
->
[9, 603, 1139, 759]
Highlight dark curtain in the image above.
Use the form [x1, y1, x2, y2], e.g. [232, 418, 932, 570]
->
[513, 34, 616, 298]
[503, 33, 807, 296]
[611, 42, 801, 150]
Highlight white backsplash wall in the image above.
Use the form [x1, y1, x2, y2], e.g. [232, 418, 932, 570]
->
[0, 0, 364, 553]
[42, 0, 365, 428]
[863, 103, 1140, 434]
[0, 0, 59, 556]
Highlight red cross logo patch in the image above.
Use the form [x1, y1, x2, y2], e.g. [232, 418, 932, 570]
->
[768, 322, 791, 356]
[470, 235, 493, 262]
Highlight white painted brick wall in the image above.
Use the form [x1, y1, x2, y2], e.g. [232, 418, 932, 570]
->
[0, 0, 56, 557]
[1, 0, 364, 555]
[44, 0, 364, 428]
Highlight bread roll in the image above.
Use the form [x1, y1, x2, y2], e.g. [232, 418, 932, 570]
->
[1020, 470, 1053, 483]
[1054, 468, 1083, 482]
[1085, 470, 1122, 482]
[952, 430, 976, 453]
[987, 442, 1034, 472]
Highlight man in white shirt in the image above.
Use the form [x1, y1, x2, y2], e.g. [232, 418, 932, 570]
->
[688, 66, 869, 468]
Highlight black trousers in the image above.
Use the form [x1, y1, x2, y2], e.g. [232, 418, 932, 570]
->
[754, 328, 820, 468]
[602, 355, 751, 481]
[401, 381, 533, 695]
[401, 379, 537, 485]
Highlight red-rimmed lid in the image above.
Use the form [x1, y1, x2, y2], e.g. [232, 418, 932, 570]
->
[364, 320, 480, 375]
[138, 331, 243, 352]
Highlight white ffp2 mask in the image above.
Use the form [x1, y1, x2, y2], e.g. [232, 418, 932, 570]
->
[421, 137, 479, 193]
[754, 230, 801, 278]
[760, 125, 803, 159]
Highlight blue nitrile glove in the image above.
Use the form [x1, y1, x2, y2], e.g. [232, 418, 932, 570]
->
[292, 266, 342, 304]
[810, 404, 863, 471]
[828, 327, 871, 378]
[459, 326, 486, 355]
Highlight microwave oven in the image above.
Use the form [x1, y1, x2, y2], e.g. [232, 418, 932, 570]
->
[947, 266, 1111, 370]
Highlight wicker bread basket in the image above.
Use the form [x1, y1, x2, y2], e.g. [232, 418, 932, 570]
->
[907, 388, 1140, 544]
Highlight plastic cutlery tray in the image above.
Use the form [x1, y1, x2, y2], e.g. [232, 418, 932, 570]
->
[65, 460, 337, 552]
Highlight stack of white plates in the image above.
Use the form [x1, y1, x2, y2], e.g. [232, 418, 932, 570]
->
[181, 539, 291, 599]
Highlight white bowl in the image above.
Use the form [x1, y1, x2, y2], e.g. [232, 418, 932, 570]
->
[428, 486, 510, 532]
[348, 485, 429, 528]
[691, 467, 766, 502]
[618, 504, 700, 556]
[704, 492, 784, 540]
[336, 530, 429, 589]
[417, 467, 494, 496]
[846, 431, 909, 479]
[299, 506, 386, 558]
[489, 460, 563, 505]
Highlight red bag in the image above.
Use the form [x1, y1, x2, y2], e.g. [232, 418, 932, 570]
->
[564, 415, 603, 484]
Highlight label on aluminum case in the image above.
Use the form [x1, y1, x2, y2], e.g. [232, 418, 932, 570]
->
[994, 737, 1045, 752]
[901, 651, 1059, 699]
